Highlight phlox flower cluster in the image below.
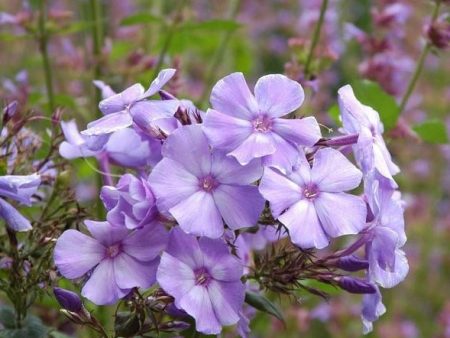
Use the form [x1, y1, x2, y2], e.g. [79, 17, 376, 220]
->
[54, 69, 407, 335]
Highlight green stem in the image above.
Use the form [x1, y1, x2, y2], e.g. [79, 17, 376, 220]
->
[38, 0, 55, 113]
[90, 0, 104, 118]
[152, 0, 187, 78]
[199, 0, 241, 105]
[398, 0, 442, 113]
[303, 0, 329, 79]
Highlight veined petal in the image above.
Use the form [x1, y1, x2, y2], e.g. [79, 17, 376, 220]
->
[279, 199, 329, 249]
[259, 167, 302, 218]
[113, 253, 159, 289]
[0, 198, 32, 232]
[211, 72, 258, 119]
[161, 125, 211, 177]
[140, 68, 176, 99]
[213, 185, 264, 230]
[179, 285, 222, 335]
[254, 74, 304, 117]
[262, 133, 299, 174]
[272, 116, 321, 146]
[148, 158, 199, 212]
[369, 248, 409, 288]
[311, 148, 362, 192]
[208, 280, 244, 326]
[202, 109, 253, 152]
[211, 151, 262, 185]
[82, 112, 132, 136]
[129, 99, 179, 132]
[122, 223, 168, 261]
[54, 230, 105, 279]
[166, 227, 204, 269]
[84, 220, 128, 246]
[81, 259, 129, 305]
[229, 132, 276, 166]
[314, 192, 367, 238]
[99, 83, 144, 115]
[170, 191, 223, 239]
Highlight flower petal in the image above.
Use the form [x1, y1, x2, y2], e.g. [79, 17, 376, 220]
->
[141, 68, 176, 99]
[84, 220, 129, 246]
[211, 72, 258, 119]
[162, 125, 211, 177]
[157, 252, 196, 301]
[129, 100, 179, 132]
[113, 253, 159, 289]
[314, 192, 367, 238]
[170, 191, 224, 238]
[211, 151, 262, 185]
[272, 116, 321, 146]
[148, 158, 199, 212]
[229, 132, 276, 166]
[311, 148, 362, 192]
[122, 223, 168, 261]
[279, 199, 329, 249]
[261, 133, 299, 174]
[0, 198, 32, 232]
[98, 83, 144, 115]
[179, 285, 222, 335]
[213, 185, 264, 230]
[82, 111, 133, 136]
[54, 230, 105, 279]
[202, 109, 253, 152]
[259, 167, 302, 218]
[166, 227, 204, 269]
[81, 259, 129, 305]
[208, 280, 244, 326]
[254, 74, 304, 117]
[369, 249, 409, 288]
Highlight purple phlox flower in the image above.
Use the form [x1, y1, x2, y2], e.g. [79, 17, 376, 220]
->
[81, 69, 179, 137]
[101, 174, 158, 230]
[259, 148, 366, 249]
[361, 285, 386, 334]
[60, 120, 161, 168]
[202, 73, 321, 172]
[156, 227, 245, 335]
[149, 125, 265, 239]
[338, 84, 400, 187]
[364, 177, 408, 289]
[54, 220, 167, 305]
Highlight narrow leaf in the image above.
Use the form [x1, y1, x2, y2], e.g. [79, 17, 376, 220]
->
[244, 291, 285, 324]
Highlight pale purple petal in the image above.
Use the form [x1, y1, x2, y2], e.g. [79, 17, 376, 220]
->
[229, 132, 276, 166]
[54, 230, 105, 279]
[93, 80, 116, 99]
[202, 109, 253, 152]
[84, 220, 128, 246]
[207, 280, 243, 326]
[129, 100, 179, 132]
[113, 253, 159, 289]
[213, 185, 264, 230]
[122, 223, 168, 261]
[98, 83, 144, 115]
[361, 286, 386, 334]
[148, 158, 199, 211]
[165, 227, 204, 269]
[82, 111, 133, 136]
[210, 72, 258, 119]
[272, 116, 321, 146]
[369, 249, 409, 288]
[157, 252, 196, 301]
[370, 227, 398, 271]
[314, 192, 367, 238]
[0, 198, 32, 232]
[141, 68, 176, 99]
[261, 133, 299, 174]
[259, 168, 302, 218]
[81, 259, 129, 305]
[199, 237, 243, 282]
[170, 191, 223, 238]
[311, 148, 362, 192]
[60, 120, 85, 146]
[162, 125, 211, 177]
[279, 199, 329, 249]
[254, 74, 304, 117]
[211, 151, 262, 185]
[0, 173, 41, 205]
[179, 285, 222, 335]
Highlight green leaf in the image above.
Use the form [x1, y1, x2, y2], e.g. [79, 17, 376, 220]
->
[244, 291, 285, 324]
[0, 308, 48, 338]
[413, 119, 449, 144]
[120, 13, 164, 26]
[351, 80, 399, 130]
[179, 20, 241, 32]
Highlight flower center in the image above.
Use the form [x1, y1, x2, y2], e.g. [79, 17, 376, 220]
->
[194, 267, 211, 286]
[303, 184, 320, 200]
[199, 175, 218, 193]
[106, 244, 121, 258]
[252, 115, 272, 133]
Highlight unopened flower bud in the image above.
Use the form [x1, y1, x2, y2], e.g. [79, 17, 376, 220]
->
[3, 101, 18, 124]
[428, 21, 450, 50]
[159, 90, 176, 100]
[53, 287, 82, 313]
[337, 276, 376, 294]
[335, 255, 369, 272]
